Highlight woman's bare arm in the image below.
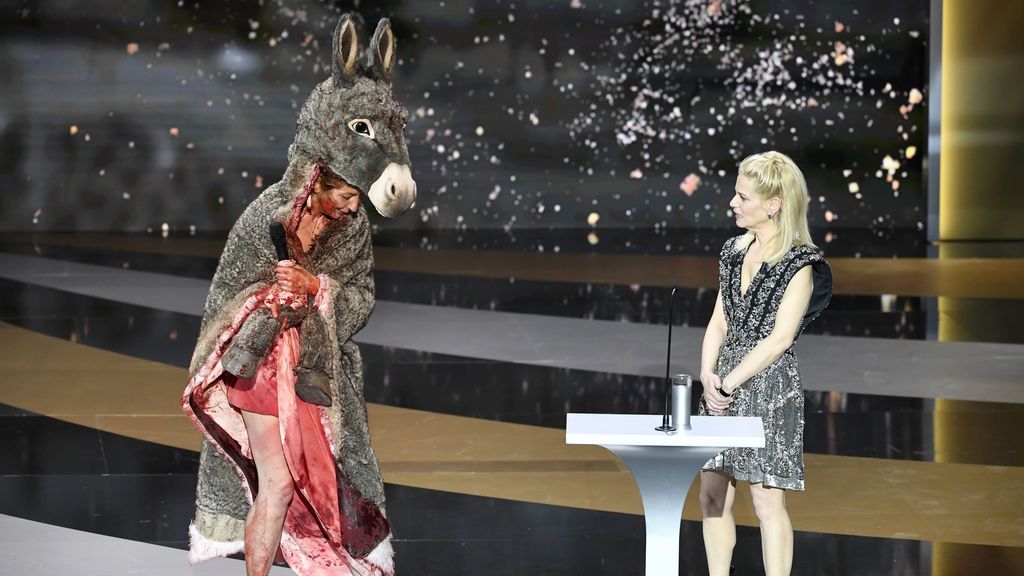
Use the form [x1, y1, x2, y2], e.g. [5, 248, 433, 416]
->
[701, 291, 732, 412]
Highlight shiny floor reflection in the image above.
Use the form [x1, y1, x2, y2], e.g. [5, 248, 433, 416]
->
[7, 404, 1015, 576]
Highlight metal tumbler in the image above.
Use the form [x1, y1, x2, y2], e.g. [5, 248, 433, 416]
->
[670, 373, 692, 430]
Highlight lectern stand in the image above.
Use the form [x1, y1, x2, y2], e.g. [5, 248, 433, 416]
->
[565, 414, 765, 576]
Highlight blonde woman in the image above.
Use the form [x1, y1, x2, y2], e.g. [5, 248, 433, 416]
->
[697, 151, 833, 576]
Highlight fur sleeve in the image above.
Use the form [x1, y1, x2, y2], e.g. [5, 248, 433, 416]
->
[323, 228, 375, 344]
[190, 190, 282, 373]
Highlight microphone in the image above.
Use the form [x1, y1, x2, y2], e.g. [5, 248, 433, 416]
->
[269, 222, 289, 262]
[656, 286, 679, 433]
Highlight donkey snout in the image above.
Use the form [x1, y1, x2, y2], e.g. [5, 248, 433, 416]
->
[367, 163, 416, 218]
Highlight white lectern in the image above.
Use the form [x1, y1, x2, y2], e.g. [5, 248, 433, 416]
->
[566, 414, 765, 576]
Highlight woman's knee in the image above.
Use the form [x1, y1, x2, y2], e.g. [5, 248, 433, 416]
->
[750, 483, 786, 522]
[259, 471, 295, 509]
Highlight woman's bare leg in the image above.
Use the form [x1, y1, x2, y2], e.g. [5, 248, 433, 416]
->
[241, 410, 295, 576]
[749, 482, 793, 576]
[700, 470, 737, 576]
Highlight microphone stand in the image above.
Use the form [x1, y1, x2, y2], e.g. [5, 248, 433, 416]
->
[655, 286, 679, 433]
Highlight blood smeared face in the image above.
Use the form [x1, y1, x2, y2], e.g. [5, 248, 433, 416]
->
[315, 173, 361, 220]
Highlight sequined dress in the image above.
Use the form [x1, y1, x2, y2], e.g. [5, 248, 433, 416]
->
[699, 235, 832, 490]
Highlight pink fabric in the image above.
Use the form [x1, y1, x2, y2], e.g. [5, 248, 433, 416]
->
[182, 286, 388, 575]
[225, 339, 281, 417]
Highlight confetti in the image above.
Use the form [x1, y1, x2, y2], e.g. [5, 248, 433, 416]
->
[680, 173, 701, 196]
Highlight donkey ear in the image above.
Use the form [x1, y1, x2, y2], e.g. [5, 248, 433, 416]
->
[332, 14, 360, 86]
[369, 18, 396, 83]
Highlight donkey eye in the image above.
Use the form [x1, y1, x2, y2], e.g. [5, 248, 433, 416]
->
[347, 119, 375, 139]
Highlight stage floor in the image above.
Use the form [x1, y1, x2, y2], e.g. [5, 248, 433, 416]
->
[1, 231, 1022, 574]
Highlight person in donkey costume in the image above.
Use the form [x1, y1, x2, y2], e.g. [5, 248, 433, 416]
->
[182, 14, 416, 576]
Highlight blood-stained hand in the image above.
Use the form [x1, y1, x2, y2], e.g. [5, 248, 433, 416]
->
[275, 260, 320, 296]
[264, 273, 309, 329]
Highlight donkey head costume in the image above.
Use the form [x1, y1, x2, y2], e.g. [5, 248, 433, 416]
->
[292, 13, 416, 218]
[181, 15, 413, 576]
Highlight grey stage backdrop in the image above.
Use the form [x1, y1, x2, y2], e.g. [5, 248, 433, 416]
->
[0, 0, 928, 237]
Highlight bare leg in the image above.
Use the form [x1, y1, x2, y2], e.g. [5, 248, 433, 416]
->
[699, 470, 737, 576]
[749, 482, 793, 576]
[241, 410, 295, 576]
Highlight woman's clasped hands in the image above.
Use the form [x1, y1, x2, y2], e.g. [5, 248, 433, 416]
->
[701, 369, 734, 416]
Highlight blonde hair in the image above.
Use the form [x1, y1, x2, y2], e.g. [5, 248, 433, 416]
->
[737, 150, 817, 265]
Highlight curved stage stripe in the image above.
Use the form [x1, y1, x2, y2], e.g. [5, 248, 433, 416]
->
[1, 252, 1022, 404]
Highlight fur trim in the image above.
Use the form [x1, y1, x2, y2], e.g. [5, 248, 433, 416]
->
[363, 535, 395, 575]
[188, 521, 245, 565]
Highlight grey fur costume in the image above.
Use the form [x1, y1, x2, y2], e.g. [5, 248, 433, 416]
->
[183, 152, 392, 570]
[183, 15, 415, 574]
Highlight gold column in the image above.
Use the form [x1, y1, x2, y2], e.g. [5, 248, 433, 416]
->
[935, 2, 1024, 573]
[939, 1, 1024, 240]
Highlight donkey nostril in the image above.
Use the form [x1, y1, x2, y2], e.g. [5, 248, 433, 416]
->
[389, 183, 396, 196]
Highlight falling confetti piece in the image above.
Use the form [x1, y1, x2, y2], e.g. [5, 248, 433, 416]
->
[905, 146, 917, 159]
[169, 127, 179, 137]
[881, 155, 900, 174]
[629, 168, 643, 179]
[475, 126, 485, 136]
[908, 88, 923, 104]
[255, 175, 263, 188]
[825, 210, 837, 222]
[848, 182, 860, 193]
[587, 212, 600, 226]
[834, 22, 845, 33]
[69, 125, 78, 135]
[680, 173, 701, 196]
[126, 43, 139, 55]
[529, 112, 540, 126]
[587, 232, 599, 245]
[833, 41, 850, 66]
